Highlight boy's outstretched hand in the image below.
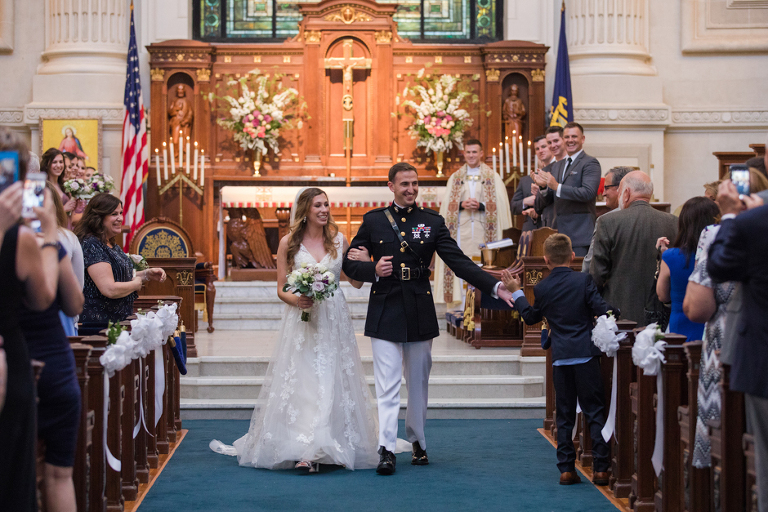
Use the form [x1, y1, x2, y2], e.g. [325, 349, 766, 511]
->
[501, 269, 521, 294]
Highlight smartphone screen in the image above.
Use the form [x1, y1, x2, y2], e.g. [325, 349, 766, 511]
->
[0, 151, 19, 195]
[22, 172, 46, 219]
[730, 165, 750, 196]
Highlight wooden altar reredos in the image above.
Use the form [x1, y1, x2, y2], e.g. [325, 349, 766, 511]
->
[146, 0, 548, 264]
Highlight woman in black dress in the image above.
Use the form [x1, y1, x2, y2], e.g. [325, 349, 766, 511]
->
[18, 183, 84, 512]
[74, 193, 165, 334]
[0, 130, 61, 512]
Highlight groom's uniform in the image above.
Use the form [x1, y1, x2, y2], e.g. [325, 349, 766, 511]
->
[343, 202, 500, 455]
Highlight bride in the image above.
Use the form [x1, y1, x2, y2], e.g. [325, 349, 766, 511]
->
[211, 187, 381, 472]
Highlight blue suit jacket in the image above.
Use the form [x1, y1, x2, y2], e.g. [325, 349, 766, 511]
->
[707, 205, 768, 399]
[514, 266, 609, 362]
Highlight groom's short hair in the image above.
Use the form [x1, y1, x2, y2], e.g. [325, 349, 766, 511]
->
[465, 139, 482, 149]
[388, 162, 417, 183]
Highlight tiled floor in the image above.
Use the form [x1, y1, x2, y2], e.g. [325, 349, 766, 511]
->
[194, 322, 520, 358]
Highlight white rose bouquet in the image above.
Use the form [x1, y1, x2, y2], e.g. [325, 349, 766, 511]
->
[83, 173, 114, 199]
[63, 178, 89, 200]
[282, 263, 338, 322]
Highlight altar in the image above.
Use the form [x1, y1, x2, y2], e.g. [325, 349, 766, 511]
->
[145, 0, 548, 270]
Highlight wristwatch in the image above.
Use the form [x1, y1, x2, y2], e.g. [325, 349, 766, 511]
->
[41, 241, 62, 252]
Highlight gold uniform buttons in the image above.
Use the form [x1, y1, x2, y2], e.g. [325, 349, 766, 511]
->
[427, 291, 431, 295]
[373, 291, 376, 294]
[401, 217, 406, 222]
[400, 248, 405, 252]
[379, 240, 383, 243]
[400, 231, 405, 236]
[400, 263, 405, 268]
[420, 241, 424, 244]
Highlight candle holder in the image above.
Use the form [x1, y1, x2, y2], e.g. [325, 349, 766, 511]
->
[155, 146, 206, 226]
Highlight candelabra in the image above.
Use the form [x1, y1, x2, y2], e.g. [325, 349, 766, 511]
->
[154, 136, 206, 226]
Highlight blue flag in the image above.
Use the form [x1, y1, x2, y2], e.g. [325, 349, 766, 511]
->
[550, 4, 573, 127]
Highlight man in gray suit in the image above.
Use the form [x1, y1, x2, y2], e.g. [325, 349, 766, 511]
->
[534, 122, 601, 256]
[590, 171, 678, 323]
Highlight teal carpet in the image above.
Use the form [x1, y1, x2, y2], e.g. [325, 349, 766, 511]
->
[139, 419, 618, 512]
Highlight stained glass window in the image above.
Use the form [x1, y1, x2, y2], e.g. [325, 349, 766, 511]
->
[193, 0, 502, 42]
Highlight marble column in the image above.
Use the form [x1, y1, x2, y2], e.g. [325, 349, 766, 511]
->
[567, 0, 655, 76]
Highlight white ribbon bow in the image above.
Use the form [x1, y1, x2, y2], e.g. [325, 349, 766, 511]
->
[632, 323, 667, 476]
[591, 314, 627, 443]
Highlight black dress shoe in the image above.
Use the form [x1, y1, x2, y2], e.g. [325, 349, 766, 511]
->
[411, 442, 429, 465]
[376, 447, 396, 475]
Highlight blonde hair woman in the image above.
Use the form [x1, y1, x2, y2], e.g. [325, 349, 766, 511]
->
[211, 188, 397, 473]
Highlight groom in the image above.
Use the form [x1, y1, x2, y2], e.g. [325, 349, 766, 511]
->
[343, 162, 515, 475]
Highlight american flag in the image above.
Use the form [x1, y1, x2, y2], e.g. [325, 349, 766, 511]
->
[120, 4, 148, 249]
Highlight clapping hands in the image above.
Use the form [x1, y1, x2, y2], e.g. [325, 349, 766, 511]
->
[500, 269, 522, 293]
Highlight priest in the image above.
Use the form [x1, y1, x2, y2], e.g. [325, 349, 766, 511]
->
[434, 139, 512, 305]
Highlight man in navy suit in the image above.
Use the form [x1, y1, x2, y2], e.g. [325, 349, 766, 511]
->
[533, 122, 601, 256]
[707, 180, 768, 512]
[502, 233, 611, 486]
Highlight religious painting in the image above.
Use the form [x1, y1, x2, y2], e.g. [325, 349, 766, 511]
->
[40, 118, 102, 171]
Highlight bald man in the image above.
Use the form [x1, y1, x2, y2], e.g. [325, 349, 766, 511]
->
[589, 171, 678, 323]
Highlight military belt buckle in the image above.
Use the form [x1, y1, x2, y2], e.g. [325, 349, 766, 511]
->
[400, 241, 409, 251]
[401, 267, 411, 281]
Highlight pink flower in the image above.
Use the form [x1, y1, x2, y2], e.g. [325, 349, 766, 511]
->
[437, 111, 445, 117]
[446, 115, 452, 122]
[264, 115, 272, 122]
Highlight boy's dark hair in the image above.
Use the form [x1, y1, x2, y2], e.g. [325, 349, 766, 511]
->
[545, 126, 564, 137]
[388, 162, 417, 183]
[563, 122, 584, 134]
[543, 234, 572, 265]
[533, 135, 547, 144]
[465, 139, 482, 149]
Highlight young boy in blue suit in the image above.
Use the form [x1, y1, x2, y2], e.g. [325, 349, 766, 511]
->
[502, 233, 611, 486]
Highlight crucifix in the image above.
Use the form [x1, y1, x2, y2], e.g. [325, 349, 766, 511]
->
[324, 39, 371, 187]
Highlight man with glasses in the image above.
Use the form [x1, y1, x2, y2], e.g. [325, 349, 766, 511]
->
[581, 166, 633, 272]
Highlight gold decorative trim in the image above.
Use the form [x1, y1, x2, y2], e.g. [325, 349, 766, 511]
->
[464, 56, 472, 63]
[375, 30, 392, 44]
[253, 56, 261, 63]
[525, 269, 543, 286]
[304, 30, 322, 44]
[175, 53, 184, 61]
[405, 56, 413, 63]
[323, 6, 372, 24]
[531, 69, 545, 82]
[283, 56, 291, 63]
[485, 68, 500, 82]
[196, 68, 211, 82]
[150, 68, 165, 82]
[434, 56, 443, 63]
[224, 56, 232, 63]
[176, 270, 193, 287]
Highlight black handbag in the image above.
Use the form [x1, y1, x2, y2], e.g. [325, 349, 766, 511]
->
[643, 250, 671, 331]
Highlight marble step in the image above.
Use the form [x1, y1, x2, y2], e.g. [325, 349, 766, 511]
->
[212, 312, 370, 331]
[185, 355, 546, 379]
[214, 280, 373, 300]
[181, 397, 546, 420]
[214, 296, 371, 316]
[180, 374, 544, 401]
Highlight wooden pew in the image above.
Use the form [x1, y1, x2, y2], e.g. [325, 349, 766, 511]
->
[611, 320, 638, 499]
[629, 326, 657, 512]
[744, 434, 757, 512]
[678, 341, 710, 512]
[31, 360, 45, 511]
[709, 362, 746, 512]
[655, 334, 688, 512]
[70, 342, 94, 512]
[576, 352, 614, 470]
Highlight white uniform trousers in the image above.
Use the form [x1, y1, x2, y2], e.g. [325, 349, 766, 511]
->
[370, 338, 432, 453]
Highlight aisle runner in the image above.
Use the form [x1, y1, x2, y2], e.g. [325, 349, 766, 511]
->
[138, 420, 619, 512]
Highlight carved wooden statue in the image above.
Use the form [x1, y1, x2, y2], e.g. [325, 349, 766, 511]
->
[503, 84, 526, 140]
[226, 208, 276, 269]
[168, 84, 193, 142]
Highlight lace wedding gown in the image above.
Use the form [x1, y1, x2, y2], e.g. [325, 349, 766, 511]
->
[211, 233, 381, 470]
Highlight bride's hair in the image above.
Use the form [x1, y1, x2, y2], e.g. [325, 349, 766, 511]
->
[286, 188, 339, 269]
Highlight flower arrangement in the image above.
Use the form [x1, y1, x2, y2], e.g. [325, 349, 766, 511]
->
[129, 254, 148, 272]
[396, 65, 482, 155]
[205, 69, 307, 156]
[87, 173, 115, 197]
[283, 263, 338, 322]
[63, 178, 89, 200]
[63, 174, 115, 201]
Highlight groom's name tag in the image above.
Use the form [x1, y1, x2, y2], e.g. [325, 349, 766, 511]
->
[412, 224, 431, 239]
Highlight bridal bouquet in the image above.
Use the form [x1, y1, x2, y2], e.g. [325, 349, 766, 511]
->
[206, 69, 307, 156]
[85, 174, 115, 198]
[396, 65, 482, 154]
[283, 263, 338, 322]
[63, 178, 89, 200]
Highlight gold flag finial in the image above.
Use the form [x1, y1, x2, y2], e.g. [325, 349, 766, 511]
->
[130, 0, 134, 11]
[561, 0, 565, 12]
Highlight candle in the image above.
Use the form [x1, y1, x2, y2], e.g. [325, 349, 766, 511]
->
[162, 142, 169, 180]
[155, 149, 160, 184]
[200, 150, 205, 186]
[169, 141, 176, 175]
[178, 131, 183, 167]
[492, 147, 497, 174]
[499, 143, 504, 176]
[527, 140, 532, 176]
[186, 137, 191, 175]
[518, 136, 524, 174]
[512, 130, 517, 168]
[504, 137, 510, 178]
[193, 141, 199, 180]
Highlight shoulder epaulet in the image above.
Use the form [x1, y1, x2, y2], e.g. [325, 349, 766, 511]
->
[419, 206, 441, 216]
[364, 206, 388, 216]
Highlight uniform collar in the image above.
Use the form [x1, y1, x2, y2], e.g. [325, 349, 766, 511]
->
[392, 201, 415, 214]
[466, 165, 481, 175]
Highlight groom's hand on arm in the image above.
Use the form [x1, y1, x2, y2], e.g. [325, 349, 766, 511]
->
[376, 256, 393, 278]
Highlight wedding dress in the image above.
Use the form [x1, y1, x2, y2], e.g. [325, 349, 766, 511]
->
[211, 233, 381, 470]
